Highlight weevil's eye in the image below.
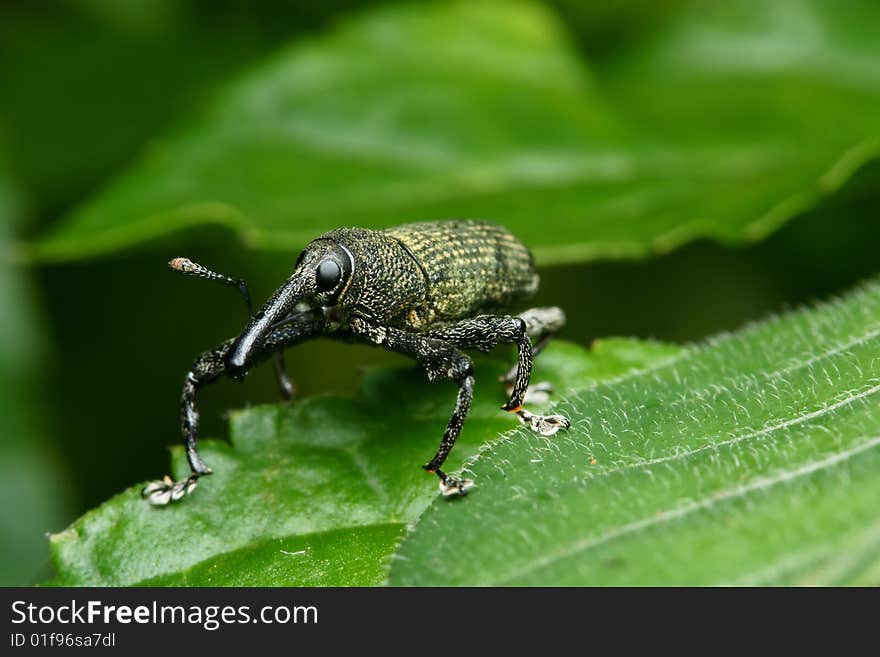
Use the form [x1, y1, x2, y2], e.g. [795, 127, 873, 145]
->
[316, 259, 342, 292]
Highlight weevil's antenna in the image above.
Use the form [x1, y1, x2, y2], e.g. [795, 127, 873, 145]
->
[169, 257, 253, 318]
[169, 257, 294, 399]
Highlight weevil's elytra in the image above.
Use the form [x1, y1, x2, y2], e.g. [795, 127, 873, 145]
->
[144, 219, 570, 504]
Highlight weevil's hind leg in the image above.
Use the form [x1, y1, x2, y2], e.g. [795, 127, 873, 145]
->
[273, 352, 295, 401]
[426, 312, 571, 438]
[501, 307, 566, 402]
[502, 311, 570, 436]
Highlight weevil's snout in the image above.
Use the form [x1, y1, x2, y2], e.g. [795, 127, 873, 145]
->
[225, 274, 308, 379]
[224, 348, 250, 380]
[224, 240, 353, 379]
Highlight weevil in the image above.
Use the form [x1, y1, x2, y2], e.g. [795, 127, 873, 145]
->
[143, 220, 570, 505]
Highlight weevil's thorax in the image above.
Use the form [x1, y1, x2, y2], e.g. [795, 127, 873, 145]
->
[315, 228, 430, 329]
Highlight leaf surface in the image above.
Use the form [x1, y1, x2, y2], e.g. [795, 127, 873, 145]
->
[391, 278, 880, 585]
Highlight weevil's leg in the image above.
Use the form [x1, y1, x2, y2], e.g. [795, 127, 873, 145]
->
[425, 314, 570, 437]
[501, 306, 566, 388]
[143, 312, 323, 506]
[425, 359, 475, 497]
[273, 352, 294, 401]
[348, 320, 476, 496]
[142, 339, 231, 505]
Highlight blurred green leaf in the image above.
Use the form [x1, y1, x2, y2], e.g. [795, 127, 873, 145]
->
[0, 0, 377, 223]
[391, 277, 880, 586]
[0, 157, 71, 585]
[547, 0, 687, 56]
[27, 0, 880, 264]
[46, 339, 677, 585]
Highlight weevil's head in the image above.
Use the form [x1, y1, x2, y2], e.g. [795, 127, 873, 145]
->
[225, 239, 354, 378]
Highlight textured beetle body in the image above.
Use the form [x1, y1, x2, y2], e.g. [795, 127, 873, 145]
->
[384, 221, 539, 327]
[321, 221, 538, 330]
[143, 219, 570, 505]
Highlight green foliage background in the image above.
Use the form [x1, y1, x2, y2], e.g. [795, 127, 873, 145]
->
[1, 0, 878, 585]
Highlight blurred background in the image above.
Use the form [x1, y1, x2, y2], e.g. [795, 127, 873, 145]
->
[1, 0, 878, 585]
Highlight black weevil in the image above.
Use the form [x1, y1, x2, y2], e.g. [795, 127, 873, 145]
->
[143, 220, 570, 505]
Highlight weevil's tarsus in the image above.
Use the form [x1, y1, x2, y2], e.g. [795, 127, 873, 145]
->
[438, 475, 475, 497]
[142, 473, 201, 506]
[516, 408, 571, 436]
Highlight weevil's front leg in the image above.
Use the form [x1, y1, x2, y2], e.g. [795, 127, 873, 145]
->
[350, 319, 475, 496]
[426, 313, 570, 437]
[142, 339, 230, 505]
[143, 313, 323, 506]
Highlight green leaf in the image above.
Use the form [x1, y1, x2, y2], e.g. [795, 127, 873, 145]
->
[0, 155, 71, 585]
[0, 1, 378, 220]
[139, 524, 407, 587]
[27, 0, 880, 263]
[390, 277, 880, 586]
[46, 339, 678, 586]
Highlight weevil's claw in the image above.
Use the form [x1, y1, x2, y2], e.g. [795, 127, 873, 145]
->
[424, 465, 474, 497]
[517, 408, 571, 437]
[142, 474, 201, 506]
[439, 477, 475, 497]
